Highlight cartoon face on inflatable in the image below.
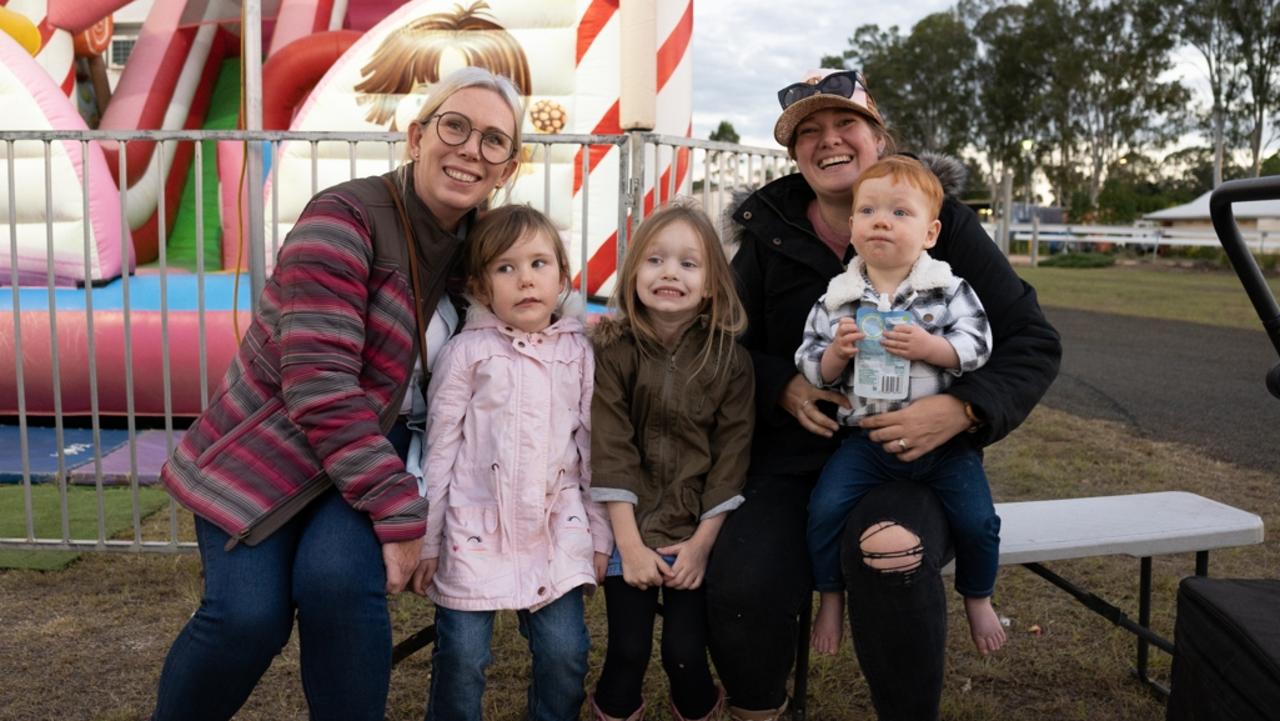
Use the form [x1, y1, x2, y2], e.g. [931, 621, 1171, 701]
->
[273, 0, 694, 295]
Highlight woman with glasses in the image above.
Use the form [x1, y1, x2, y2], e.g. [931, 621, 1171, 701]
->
[704, 70, 1061, 720]
[150, 67, 522, 721]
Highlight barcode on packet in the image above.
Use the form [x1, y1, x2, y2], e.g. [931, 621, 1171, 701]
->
[880, 376, 903, 395]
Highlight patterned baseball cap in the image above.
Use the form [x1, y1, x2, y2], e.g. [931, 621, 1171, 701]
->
[773, 69, 884, 147]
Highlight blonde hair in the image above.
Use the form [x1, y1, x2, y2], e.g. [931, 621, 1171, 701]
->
[466, 205, 568, 302]
[611, 202, 747, 380]
[356, 1, 531, 130]
[388, 67, 525, 203]
[851, 155, 944, 219]
[396, 66, 525, 165]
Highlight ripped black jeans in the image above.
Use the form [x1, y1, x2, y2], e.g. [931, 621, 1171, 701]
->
[706, 472, 951, 720]
[843, 478, 954, 721]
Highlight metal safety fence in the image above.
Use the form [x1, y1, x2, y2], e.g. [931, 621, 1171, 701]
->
[0, 128, 790, 555]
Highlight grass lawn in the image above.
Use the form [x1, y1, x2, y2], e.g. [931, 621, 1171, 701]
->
[1018, 263, 1280, 331]
[0, 485, 170, 570]
[3, 406, 1272, 721]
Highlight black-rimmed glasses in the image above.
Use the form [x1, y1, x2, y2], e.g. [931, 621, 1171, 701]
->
[776, 70, 864, 110]
[424, 111, 517, 164]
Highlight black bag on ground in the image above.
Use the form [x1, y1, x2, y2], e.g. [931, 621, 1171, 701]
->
[1166, 577, 1280, 721]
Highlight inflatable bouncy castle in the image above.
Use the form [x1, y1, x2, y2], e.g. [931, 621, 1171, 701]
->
[1, 0, 129, 286]
[1, 0, 694, 416]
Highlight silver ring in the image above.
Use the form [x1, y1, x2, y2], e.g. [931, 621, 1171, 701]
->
[897, 438, 908, 451]
[801, 400, 811, 409]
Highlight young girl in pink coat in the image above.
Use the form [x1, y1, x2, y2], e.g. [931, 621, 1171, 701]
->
[409, 205, 612, 721]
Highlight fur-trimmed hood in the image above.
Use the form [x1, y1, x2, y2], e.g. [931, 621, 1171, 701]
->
[823, 252, 955, 312]
[916, 152, 968, 197]
[590, 314, 629, 349]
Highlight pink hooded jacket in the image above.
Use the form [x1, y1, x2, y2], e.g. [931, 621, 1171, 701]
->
[421, 304, 612, 612]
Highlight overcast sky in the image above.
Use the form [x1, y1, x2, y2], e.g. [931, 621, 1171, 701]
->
[689, 0, 956, 149]
[688, 0, 1214, 152]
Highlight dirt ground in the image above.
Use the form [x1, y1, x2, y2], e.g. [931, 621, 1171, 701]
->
[1, 407, 1276, 721]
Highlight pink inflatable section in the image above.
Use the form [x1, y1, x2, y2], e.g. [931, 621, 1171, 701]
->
[0, 32, 132, 286]
[217, 0, 404, 270]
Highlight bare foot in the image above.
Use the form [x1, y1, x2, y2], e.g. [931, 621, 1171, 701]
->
[810, 591, 844, 656]
[965, 596, 1007, 656]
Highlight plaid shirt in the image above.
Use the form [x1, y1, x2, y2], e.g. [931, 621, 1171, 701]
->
[795, 253, 992, 425]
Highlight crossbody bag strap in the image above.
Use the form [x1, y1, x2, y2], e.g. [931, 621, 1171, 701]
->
[380, 175, 433, 383]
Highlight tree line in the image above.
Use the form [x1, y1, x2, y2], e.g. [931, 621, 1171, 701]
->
[815, 0, 1280, 223]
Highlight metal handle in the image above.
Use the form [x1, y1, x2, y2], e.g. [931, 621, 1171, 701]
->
[1209, 176, 1280, 399]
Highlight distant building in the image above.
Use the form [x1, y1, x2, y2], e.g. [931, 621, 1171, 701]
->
[1145, 191, 1280, 233]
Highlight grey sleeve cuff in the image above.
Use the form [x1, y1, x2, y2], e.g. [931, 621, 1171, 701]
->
[591, 488, 639, 505]
[700, 494, 745, 520]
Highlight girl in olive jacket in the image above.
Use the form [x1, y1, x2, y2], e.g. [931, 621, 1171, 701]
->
[589, 204, 754, 721]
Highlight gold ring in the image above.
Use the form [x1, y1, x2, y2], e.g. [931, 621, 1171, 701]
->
[897, 438, 908, 451]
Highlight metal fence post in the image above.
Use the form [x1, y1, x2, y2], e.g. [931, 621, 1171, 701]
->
[245, 0, 267, 310]
[998, 171, 1013, 255]
[1031, 214, 1040, 266]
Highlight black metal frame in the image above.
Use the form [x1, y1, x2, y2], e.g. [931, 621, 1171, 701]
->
[1021, 551, 1209, 698]
[1209, 176, 1280, 397]
[392, 623, 436, 667]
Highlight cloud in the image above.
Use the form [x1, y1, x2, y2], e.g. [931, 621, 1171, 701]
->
[691, 0, 954, 147]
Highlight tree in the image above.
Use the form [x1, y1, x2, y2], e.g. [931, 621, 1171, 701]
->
[1067, 0, 1190, 206]
[1263, 151, 1280, 176]
[1096, 153, 1178, 223]
[971, 0, 1054, 200]
[830, 12, 979, 156]
[708, 120, 740, 144]
[1156, 146, 1252, 203]
[974, 0, 1188, 208]
[1223, 0, 1280, 176]
[1178, 0, 1248, 187]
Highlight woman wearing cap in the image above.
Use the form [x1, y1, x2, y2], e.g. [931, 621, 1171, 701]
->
[150, 67, 523, 721]
[704, 70, 1061, 720]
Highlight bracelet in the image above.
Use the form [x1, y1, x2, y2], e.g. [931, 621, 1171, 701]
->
[963, 402, 983, 432]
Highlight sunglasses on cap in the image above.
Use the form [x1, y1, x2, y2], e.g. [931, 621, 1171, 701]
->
[776, 70, 865, 110]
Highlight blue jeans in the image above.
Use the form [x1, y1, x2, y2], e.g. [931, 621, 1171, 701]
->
[425, 587, 590, 721]
[808, 431, 1000, 598]
[151, 488, 390, 721]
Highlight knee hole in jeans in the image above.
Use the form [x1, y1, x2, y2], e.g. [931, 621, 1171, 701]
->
[858, 521, 924, 584]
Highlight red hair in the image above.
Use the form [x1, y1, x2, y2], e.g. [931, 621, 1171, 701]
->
[851, 156, 944, 219]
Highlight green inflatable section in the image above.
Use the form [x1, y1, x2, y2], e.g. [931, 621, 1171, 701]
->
[164, 58, 241, 272]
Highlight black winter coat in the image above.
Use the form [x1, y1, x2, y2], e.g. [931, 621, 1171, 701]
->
[730, 159, 1061, 476]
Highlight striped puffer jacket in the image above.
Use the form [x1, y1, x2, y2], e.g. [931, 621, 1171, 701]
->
[161, 168, 467, 547]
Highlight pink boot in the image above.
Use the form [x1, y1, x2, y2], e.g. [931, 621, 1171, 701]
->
[726, 696, 788, 721]
[672, 686, 725, 721]
[588, 694, 645, 721]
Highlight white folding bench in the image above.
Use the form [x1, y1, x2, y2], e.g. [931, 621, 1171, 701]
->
[790, 491, 1265, 719]
[983, 491, 1265, 695]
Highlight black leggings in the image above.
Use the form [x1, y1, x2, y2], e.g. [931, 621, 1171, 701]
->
[593, 577, 718, 719]
[705, 472, 952, 719]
